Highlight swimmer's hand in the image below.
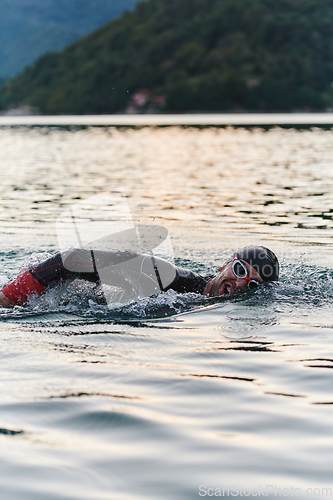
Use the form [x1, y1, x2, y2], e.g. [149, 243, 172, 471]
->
[0, 292, 12, 308]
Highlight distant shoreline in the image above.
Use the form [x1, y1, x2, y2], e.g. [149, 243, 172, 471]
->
[1, 113, 333, 127]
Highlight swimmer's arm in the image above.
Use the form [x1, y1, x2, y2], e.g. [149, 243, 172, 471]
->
[0, 291, 12, 308]
[0, 248, 141, 307]
[0, 248, 100, 307]
[0, 268, 48, 307]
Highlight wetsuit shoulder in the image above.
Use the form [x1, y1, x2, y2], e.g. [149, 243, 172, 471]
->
[163, 265, 212, 294]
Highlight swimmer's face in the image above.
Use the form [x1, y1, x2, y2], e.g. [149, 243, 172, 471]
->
[203, 259, 263, 297]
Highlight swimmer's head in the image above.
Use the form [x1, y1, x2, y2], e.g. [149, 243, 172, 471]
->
[203, 245, 279, 297]
[235, 245, 279, 282]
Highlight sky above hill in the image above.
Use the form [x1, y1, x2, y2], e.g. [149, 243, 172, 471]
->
[0, 0, 138, 77]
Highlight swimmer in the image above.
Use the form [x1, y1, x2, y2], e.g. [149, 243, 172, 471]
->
[0, 245, 279, 308]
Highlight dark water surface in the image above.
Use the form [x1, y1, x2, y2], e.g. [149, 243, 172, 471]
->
[0, 126, 333, 499]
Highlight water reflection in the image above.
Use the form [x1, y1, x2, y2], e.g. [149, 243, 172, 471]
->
[0, 428, 24, 436]
[0, 126, 333, 240]
[181, 373, 256, 382]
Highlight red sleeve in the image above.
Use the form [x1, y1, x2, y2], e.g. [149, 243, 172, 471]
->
[1, 270, 46, 306]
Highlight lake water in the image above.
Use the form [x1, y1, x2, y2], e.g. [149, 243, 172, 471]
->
[0, 124, 333, 499]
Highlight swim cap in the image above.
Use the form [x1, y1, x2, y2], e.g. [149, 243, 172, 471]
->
[235, 246, 279, 282]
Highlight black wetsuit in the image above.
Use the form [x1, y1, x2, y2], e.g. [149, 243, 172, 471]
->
[1, 248, 213, 306]
[31, 248, 212, 295]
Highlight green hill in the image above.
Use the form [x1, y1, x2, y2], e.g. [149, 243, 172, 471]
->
[1, 0, 333, 113]
[0, 0, 138, 78]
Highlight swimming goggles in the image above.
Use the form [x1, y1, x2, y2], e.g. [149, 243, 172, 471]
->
[232, 257, 260, 290]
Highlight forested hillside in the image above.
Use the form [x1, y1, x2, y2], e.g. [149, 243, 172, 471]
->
[0, 0, 137, 77]
[1, 0, 333, 113]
